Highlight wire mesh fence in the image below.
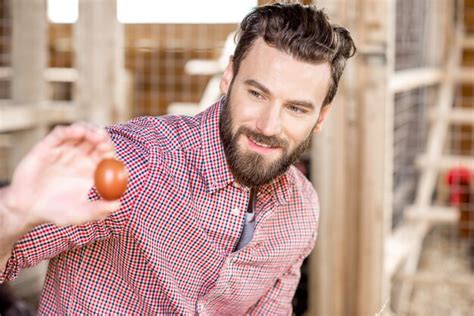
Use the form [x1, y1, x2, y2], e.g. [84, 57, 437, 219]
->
[125, 23, 236, 117]
[392, 0, 474, 314]
[392, 87, 431, 227]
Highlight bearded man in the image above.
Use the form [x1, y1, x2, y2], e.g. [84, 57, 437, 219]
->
[0, 3, 355, 314]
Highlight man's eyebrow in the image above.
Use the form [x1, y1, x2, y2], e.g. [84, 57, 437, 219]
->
[244, 79, 271, 95]
[244, 79, 315, 110]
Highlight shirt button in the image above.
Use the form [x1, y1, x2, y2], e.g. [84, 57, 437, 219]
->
[198, 303, 205, 312]
[231, 208, 240, 216]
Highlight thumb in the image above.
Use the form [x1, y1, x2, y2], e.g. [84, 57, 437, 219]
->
[70, 200, 122, 225]
[87, 200, 122, 218]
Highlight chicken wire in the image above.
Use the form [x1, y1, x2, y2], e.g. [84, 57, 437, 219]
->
[48, 23, 74, 101]
[395, 0, 428, 71]
[392, 87, 431, 228]
[392, 0, 474, 314]
[125, 23, 235, 117]
[392, 0, 452, 227]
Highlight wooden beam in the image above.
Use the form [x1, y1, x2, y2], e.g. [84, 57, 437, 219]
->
[309, 1, 359, 315]
[390, 222, 430, 310]
[44, 68, 78, 82]
[0, 102, 81, 132]
[197, 75, 222, 110]
[385, 222, 430, 280]
[167, 102, 200, 116]
[184, 31, 235, 76]
[46, 101, 82, 123]
[404, 206, 459, 223]
[9, 0, 48, 176]
[457, 67, 474, 83]
[0, 67, 78, 83]
[0, 104, 39, 132]
[429, 107, 474, 124]
[0, 67, 11, 80]
[8, 0, 49, 301]
[463, 36, 474, 49]
[354, 0, 395, 314]
[417, 154, 474, 171]
[74, 0, 123, 126]
[398, 272, 474, 286]
[310, 95, 349, 316]
[389, 68, 443, 93]
[185, 60, 221, 75]
[11, 0, 47, 105]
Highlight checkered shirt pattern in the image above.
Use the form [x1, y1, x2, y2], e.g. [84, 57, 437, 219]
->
[1, 99, 319, 315]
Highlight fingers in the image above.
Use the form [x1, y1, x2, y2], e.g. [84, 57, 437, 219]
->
[32, 122, 116, 161]
[41, 123, 88, 150]
[84, 127, 115, 159]
[42, 122, 112, 149]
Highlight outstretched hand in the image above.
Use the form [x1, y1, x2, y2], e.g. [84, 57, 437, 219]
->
[1, 123, 121, 227]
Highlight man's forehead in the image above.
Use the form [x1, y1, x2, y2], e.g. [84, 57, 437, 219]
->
[239, 38, 331, 79]
[237, 38, 331, 106]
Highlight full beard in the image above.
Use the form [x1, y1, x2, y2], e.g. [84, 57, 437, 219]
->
[219, 93, 312, 188]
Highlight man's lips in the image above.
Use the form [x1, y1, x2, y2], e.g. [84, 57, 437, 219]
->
[246, 135, 280, 154]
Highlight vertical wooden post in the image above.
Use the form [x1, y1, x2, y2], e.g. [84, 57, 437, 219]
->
[309, 0, 360, 315]
[74, 0, 123, 126]
[355, 0, 393, 315]
[9, 0, 49, 301]
[382, 0, 396, 307]
[9, 0, 48, 172]
[309, 72, 351, 316]
[11, 0, 47, 105]
[309, 0, 393, 315]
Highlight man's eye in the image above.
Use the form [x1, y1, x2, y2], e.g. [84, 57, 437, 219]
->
[288, 105, 306, 114]
[248, 90, 262, 99]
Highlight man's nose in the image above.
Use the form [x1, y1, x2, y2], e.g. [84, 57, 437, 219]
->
[255, 106, 282, 136]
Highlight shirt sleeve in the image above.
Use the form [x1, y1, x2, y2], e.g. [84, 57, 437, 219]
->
[0, 119, 151, 283]
[248, 230, 317, 316]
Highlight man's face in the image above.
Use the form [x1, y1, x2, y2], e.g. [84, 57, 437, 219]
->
[219, 39, 332, 188]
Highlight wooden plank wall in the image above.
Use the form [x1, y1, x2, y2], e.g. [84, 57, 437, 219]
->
[309, 0, 393, 315]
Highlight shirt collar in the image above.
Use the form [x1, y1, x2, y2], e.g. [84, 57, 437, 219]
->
[260, 170, 294, 206]
[200, 98, 234, 193]
[199, 97, 294, 205]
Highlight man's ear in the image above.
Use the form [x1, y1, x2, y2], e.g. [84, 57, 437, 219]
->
[219, 56, 234, 95]
[314, 104, 332, 133]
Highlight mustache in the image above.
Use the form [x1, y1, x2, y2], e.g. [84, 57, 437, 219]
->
[236, 126, 288, 149]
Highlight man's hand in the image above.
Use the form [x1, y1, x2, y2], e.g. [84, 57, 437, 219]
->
[1, 123, 121, 228]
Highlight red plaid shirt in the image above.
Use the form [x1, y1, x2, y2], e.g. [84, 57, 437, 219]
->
[1, 99, 319, 315]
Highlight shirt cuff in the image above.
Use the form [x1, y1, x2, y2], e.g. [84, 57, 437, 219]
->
[0, 246, 23, 283]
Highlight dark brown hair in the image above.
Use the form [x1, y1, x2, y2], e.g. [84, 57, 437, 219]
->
[233, 3, 356, 107]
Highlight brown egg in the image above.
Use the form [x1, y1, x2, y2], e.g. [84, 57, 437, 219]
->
[94, 158, 129, 201]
